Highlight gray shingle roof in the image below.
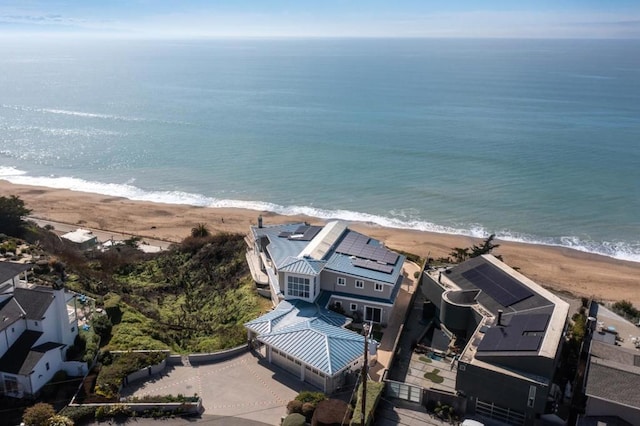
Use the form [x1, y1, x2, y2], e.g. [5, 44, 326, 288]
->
[0, 262, 32, 285]
[586, 358, 640, 409]
[0, 330, 43, 374]
[0, 297, 26, 332]
[13, 287, 54, 320]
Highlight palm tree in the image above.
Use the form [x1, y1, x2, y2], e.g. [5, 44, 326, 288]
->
[191, 223, 210, 238]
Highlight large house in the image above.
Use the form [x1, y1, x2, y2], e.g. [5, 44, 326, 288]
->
[0, 262, 83, 398]
[246, 220, 405, 324]
[421, 255, 570, 426]
[245, 220, 405, 391]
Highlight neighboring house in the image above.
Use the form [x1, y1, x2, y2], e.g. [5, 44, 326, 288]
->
[61, 229, 98, 251]
[0, 261, 31, 296]
[247, 220, 405, 325]
[579, 332, 640, 425]
[245, 299, 367, 393]
[245, 220, 402, 390]
[421, 255, 570, 426]
[0, 262, 83, 398]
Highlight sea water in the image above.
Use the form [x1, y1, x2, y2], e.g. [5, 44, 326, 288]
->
[0, 38, 638, 261]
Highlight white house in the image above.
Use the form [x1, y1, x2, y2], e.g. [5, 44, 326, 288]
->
[0, 262, 84, 398]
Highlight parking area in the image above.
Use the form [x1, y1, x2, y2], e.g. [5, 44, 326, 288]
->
[120, 351, 316, 425]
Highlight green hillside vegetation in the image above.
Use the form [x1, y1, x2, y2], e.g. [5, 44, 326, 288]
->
[39, 229, 269, 353]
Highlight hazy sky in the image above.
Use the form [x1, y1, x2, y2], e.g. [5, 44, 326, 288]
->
[1, 0, 639, 39]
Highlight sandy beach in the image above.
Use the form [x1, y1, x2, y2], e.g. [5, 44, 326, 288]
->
[2, 180, 638, 306]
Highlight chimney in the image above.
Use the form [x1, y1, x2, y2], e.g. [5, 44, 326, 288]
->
[258, 215, 263, 228]
[497, 310, 503, 326]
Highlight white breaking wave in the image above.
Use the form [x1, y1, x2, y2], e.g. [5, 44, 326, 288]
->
[1, 167, 638, 263]
[1, 104, 189, 125]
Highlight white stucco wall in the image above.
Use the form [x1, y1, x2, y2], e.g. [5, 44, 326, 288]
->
[30, 348, 64, 395]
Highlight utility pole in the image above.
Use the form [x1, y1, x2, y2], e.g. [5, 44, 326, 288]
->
[361, 323, 370, 426]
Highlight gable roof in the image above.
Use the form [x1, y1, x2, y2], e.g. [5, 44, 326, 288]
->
[279, 257, 327, 276]
[0, 297, 26, 332]
[0, 330, 45, 374]
[0, 262, 32, 285]
[13, 287, 55, 320]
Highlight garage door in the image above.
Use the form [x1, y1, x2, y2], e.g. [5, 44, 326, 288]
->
[271, 348, 301, 378]
[304, 365, 326, 391]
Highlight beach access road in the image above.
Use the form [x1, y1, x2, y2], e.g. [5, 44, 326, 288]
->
[119, 351, 316, 426]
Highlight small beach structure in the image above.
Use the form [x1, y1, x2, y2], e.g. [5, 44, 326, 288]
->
[61, 228, 98, 251]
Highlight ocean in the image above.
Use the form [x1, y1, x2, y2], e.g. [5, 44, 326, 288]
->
[0, 38, 638, 262]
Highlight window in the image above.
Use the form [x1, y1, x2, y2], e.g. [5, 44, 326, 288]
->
[287, 275, 310, 298]
[374, 282, 384, 292]
[34, 321, 38, 326]
[365, 306, 382, 323]
[350, 303, 358, 311]
[4, 377, 18, 394]
[11, 327, 14, 333]
[46, 362, 50, 371]
[334, 301, 342, 309]
[337, 277, 346, 286]
[71, 327, 75, 332]
[355, 280, 364, 289]
[527, 386, 536, 408]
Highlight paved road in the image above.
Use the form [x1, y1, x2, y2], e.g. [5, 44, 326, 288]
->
[119, 351, 316, 426]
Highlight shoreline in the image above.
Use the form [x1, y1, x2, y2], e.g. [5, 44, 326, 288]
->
[2, 179, 639, 306]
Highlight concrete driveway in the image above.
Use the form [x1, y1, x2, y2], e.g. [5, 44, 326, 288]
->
[120, 351, 317, 425]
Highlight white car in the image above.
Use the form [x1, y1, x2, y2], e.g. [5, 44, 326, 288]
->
[461, 420, 485, 426]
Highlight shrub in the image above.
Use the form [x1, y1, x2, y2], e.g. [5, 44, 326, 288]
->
[58, 406, 96, 423]
[302, 402, 316, 423]
[91, 314, 113, 340]
[286, 399, 303, 414]
[295, 390, 326, 405]
[283, 413, 306, 426]
[46, 415, 73, 426]
[23, 402, 56, 426]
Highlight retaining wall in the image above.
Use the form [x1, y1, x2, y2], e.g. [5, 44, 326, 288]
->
[188, 345, 247, 364]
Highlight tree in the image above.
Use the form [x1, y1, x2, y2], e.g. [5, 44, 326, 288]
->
[0, 195, 31, 237]
[22, 402, 55, 426]
[449, 234, 502, 263]
[190, 223, 210, 238]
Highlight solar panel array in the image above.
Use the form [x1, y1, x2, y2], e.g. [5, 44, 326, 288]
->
[335, 232, 399, 265]
[462, 263, 533, 307]
[352, 259, 394, 274]
[477, 313, 550, 352]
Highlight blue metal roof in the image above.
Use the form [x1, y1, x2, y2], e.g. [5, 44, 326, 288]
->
[258, 318, 365, 375]
[279, 257, 326, 276]
[244, 299, 349, 335]
[324, 250, 405, 285]
[244, 299, 367, 376]
[252, 223, 310, 268]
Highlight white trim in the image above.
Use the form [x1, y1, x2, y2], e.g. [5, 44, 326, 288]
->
[374, 282, 384, 292]
[350, 303, 358, 311]
[337, 277, 346, 286]
[329, 294, 394, 307]
[355, 280, 364, 289]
